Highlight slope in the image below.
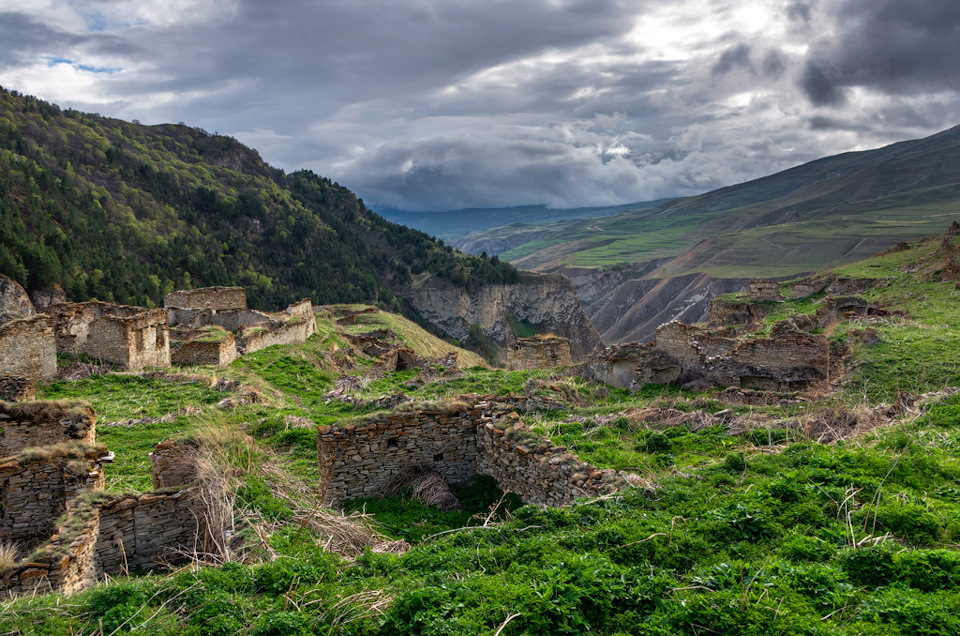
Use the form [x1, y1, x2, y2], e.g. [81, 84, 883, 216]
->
[0, 87, 518, 313]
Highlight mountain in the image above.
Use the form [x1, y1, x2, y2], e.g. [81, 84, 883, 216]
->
[0, 87, 521, 313]
[454, 124, 960, 342]
[376, 200, 671, 241]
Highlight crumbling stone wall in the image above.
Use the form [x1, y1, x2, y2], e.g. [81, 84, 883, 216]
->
[476, 413, 618, 506]
[579, 342, 681, 389]
[497, 335, 571, 370]
[0, 401, 96, 457]
[0, 446, 106, 544]
[93, 488, 204, 576]
[170, 330, 239, 366]
[0, 375, 35, 402]
[54, 302, 170, 370]
[1, 488, 204, 596]
[317, 399, 619, 507]
[149, 440, 199, 489]
[748, 280, 783, 302]
[239, 312, 318, 354]
[168, 306, 273, 331]
[0, 315, 57, 380]
[318, 404, 481, 503]
[164, 286, 247, 311]
[0, 501, 101, 595]
[707, 297, 770, 327]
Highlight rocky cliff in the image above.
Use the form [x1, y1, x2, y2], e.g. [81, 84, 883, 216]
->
[399, 273, 602, 362]
[548, 267, 755, 344]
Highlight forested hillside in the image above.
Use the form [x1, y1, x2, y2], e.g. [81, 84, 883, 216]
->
[0, 87, 517, 310]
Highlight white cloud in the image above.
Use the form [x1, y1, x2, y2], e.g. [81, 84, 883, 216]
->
[0, 0, 957, 211]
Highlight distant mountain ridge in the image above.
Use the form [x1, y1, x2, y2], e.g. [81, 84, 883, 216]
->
[451, 124, 960, 343]
[377, 200, 671, 241]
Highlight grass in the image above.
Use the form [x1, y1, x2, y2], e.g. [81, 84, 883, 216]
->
[10, 232, 960, 634]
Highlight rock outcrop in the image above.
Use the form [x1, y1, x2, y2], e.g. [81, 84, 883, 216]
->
[0, 275, 35, 325]
[400, 272, 601, 362]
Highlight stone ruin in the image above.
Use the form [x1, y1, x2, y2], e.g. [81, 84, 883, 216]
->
[0, 402, 208, 596]
[317, 398, 623, 508]
[0, 314, 57, 380]
[53, 302, 171, 371]
[166, 287, 318, 362]
[497, 334, 572, 370]
[580, 279, 872, 393]
[748, 279, 784, 302]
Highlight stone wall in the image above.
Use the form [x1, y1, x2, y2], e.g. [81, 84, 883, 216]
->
[239, 312, 318, 354]
[748, 280, 783, 302]
[167, 307, 273, 330]
[54, 302, 170, 371]
[93, 488, 204, 575]
[0, 315, 57, 380]
[171, 330, 239, 366]
[707, 297, 770, 327]
[497, 335, 571, 370]
[317, 399, 619, 507]
[149, 440, 199, 489]
[0, 400, 96, 457]
[318, 404, 480, 504]
[579, 342, 681, 389]
[1, 488, 204, 596]
[476, 412, 618, 506]
[0, 446, 106, 544]
[0, 375, 35, 402]
[164, 286, 247, 311]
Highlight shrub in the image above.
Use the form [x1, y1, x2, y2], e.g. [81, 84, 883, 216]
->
[839, 545, 897, 587]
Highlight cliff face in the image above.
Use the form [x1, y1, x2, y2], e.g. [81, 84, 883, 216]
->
[552, 267, 754, 344]
[400, 273, 602, 362]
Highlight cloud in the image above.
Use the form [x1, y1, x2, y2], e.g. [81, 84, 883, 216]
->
[798, 0, 960, 103]
[0, 0, 958, 212]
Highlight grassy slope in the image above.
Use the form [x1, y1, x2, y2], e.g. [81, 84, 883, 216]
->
[8, 243, 960, 635]
[470, 126, 960, 277]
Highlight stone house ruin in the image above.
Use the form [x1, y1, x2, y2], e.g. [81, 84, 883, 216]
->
[497, 335, 571, 370]
[317, 398, 621, 508]
[166, 287, 318, 362]
[0, 315, 57, 380]
[54, 302, 171, 371]
[1, 401, 209, 596]
[582, 280, 840, 393]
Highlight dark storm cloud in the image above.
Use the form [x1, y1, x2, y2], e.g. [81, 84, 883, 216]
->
[712, 43, 752, 76]
[0, 12, 83, 68]
[107, 0, 641, 119]
[799, 0, 960, 104]
[785, 1, 813, 23]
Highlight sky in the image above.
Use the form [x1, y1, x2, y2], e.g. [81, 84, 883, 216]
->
[1, 0, 959, 212]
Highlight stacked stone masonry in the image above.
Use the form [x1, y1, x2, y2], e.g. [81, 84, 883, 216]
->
[170, 329, 239, 366]
[317, 400, 619, 507]
[164, 286, 247, 311]
[497, 335, 572, 370]
[149, 440, 200, 489]
[0, 315, 57, 380]
[54, 302, 170, 371]
[0, 447, 106, 544]
[0, 375, 35, 402]
[0, 401, 96, 457]
[1, 488, 204, 596]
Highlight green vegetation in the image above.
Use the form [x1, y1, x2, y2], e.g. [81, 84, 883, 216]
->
[0, 87, 517, 313]
[463, 127, 960, 279]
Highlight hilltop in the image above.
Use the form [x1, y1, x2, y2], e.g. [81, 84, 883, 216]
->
[0, 87, 518, 313]
[454, 125, 960, 343]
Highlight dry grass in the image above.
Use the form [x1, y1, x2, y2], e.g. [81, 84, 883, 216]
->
[0, 541, 20, 574]
[388, 467, 461, 511]
[258, 463, 408, 557]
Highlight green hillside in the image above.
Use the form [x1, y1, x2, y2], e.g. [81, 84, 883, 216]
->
[457, 125, 960, 278]
[0, 87, 517, 311]
[6, 231, 960, 634]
